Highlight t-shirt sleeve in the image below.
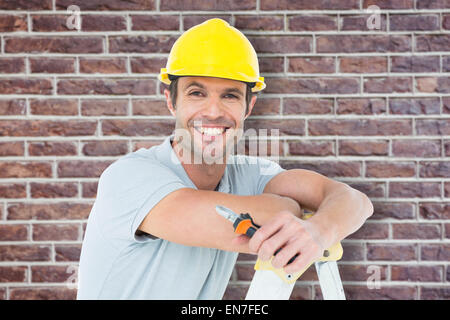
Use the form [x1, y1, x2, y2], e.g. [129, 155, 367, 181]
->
[91, 157, 189, 246]
[254, 157, 286, 195]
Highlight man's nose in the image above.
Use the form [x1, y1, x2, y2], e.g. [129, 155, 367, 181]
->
[201, 96, 225, 118]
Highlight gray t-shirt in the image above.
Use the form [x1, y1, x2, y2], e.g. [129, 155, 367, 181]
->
[77, 135, 285, 299]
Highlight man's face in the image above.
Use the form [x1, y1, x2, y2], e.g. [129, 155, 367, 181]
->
[165, 76, 255, 164]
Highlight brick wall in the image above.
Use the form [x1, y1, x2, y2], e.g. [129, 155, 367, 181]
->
[0, 0, 449, 300]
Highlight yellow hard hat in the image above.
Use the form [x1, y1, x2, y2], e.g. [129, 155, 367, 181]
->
[159, 18, 265, 92]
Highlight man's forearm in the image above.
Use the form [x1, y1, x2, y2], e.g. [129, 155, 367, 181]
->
[307, 185, 374, 249]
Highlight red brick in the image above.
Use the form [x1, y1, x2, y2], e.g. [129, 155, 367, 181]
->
[82, 14, 127, 31]
[132, 99, 170, 116]
[0, 99, 26, 116]
[259, 57, 284, 73]
[279, 160, 361, 177]
[82, 182, 98, 198]
[30, 58, 75, 74]
[391, 56, 440, 73]
[392, 139, 441, 157]
[57, 160, 113, 178]
[55, 244, 81, 262]
[363, 0, 414, 9]
[446, 182, 450, 197]
[28, 141, 77, 156]
[390, 98, 440, 115]
[5, 37, 103, 54]
[308, 119, 412, 136]
[421, 244, 450, 261]
[420, 161, 450, 178]
[444, 14, 450, 30]
[419, 203, 450, 220]
[340, 14, 387, 31]
[81, 99, 128, 116]
[160, 0, 256, 10]
[339, 57, 387, 73]
[284, 98, 333, 115]
[339, 264, 388, 281]
[0, 162, 52, 178]
[288, 15, 337, 31]
[0, 245, 51, 262]
[0, 142, 24, 156]
[247, 98, 280, 116]
[32, 15, 71, 32]
[367, 244, 417, 261]
[337, 98, 386, 115]
[82, 140, 128, 156]
[347, 181, 385, 198]
[288, 57, 335, 73]
[245, 119, 305, 136]
[366, 161, 415, 178]
[0, 120, 97, 137]
[0, 58, 25, 73]
[342, 285, 417, 300]
[182, 15, 232, 30]
[421, 287, 450, 300]
[392, 265, 443, 282]
[30, 99, 78, 116]
[222, 285, 249, 300]
[416, 35, 450, 52]
[0, 78, 52, 95]
[248, 36, 311, 54]
[347, 222, 389, 239]
[417, 0, 450, 9]
[102, 119, 175, 136]
[32, 224, 79, 241]
[58, 78, 155, 95]
[261, 0, 359, 10]
[55, 0, 156, 10]
[416, 77, 450, 93]
[0, 183, 26, 198]
[31, 265, 74, 283]
[234, 15, 284, 31]
[416, 119, 450, 135]
[9, 287, 76, 300]
[109, 35, 177, 53]
[390, 14, 439, 31]
[364, 77, 412, 93]
[7, 202, 92, 220]
[372, 202, 416, 220]
[0, 225, 28, 241]
[341, 243, 364, 261]
[389, 182, 441, 198]
[444, 57, 450, 73]
[0, 266, 27, 282]
[0, 14, 27, 32]
[339, 140, 389, 156]
[288, 141, 334, 156]
[393, 223, 441, 239]
[0, 0, 52, 10]
[30, 182, 78, 198]
[317, 35, 411, 53]
[79, 58, 127, 74]
[265, 78, 359, 94]
[130, 57, 167, 74]
[131, 15, 179, 31]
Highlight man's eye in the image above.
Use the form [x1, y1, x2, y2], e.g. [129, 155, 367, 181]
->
[224, 94, 238, 99]
[189, 91, 204, 96]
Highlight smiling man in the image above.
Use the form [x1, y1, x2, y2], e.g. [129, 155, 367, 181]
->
[77, 18, 373, 300]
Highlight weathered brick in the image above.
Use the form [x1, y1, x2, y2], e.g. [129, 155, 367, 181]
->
[130, 57, 167, 74]
[389, 182, 441, 198]
[416, 119, 450, 135]
[32, 224, 79, 241]
[0, 0, 52, 10]
[30, 182, 78, 198]
[279, 160, 361, 177]
[390, 14, 439, 31]
[248, 36, 311, 54]
[288, 15, 337, 31]
[131, 15, 179, 31]
[446, 182, 450, 197]
[0, 78, 52, 95]
[0, 120, 97, 137]
[309, 119, 412, 136]
[419, 203, 450, 220]
[0, 58, 25, 73]
[342, 285, 417, 300]
[392, 139, 441, 157]
[444, 14, 450, 29]
[317, 35, 411, 53]
[367, 244, 417, 261]
[288, 57, 335, 74]
[288, 140, 334, 156]
[235, 15, 284, 31]
[421, 244, 450, 261]
[102, 119, 175, 136]
[420, 161, 450, 178]
[9, 287, 77, 300]
[443, 57, 450, 73]
[261, 0, 359, 10]
[338, 140, 389, 156]
[55, 0, 156, 10]
[391, 56, 440, 73]
[416, 77, 450, 93]
[363, 0, 414, 9]
[82, 14, 127, 31]
[284, 98, 333, 115]
[392, 265, 443, 282]
[0, 183, 26, 198]
[364, 77, 412, 93]
[341, 243, 365, 261]
[57, 160, 113, 178]
[393, 223, 441, 239]
[81, 99, 128, 116]
[265, 78, 359, 94]
[28, 141, 77, 156]
[82, 140, 128, 156]
[366, 161, 415, 178]
[79, 58, 127, 74]
[0, 225, 28, 241]
[347, 222, 389, 239]
[82, 182, 98, 198]
[417, 0, 450, 9]
[372, 202, 416, 220]
[132, 99, 170, 116]
[55, 244, 81, 262]
[0, 245, 51, 262]
[31, 265, 74, 283]
[245, 119, 305, 136]
[58, 78, 156, 95]
[5, 37, 103, 54]
[339, 57, 387, 73]
[7, 202, 92, 220]
[0, 162, 52, 178]
[32, 15, 71, 32]
[340, 14, 387, 31]
[416, 35, 450, 52]
[421, 287, 450, 300]
[339, 264, 388, 282]
[30, 99, 78, 116]
[347, 181, 385, 198]
[248, 98, 281, 116]
[30, 58, 75, 74]
[389, 98, 440, 115]
[160, 0, 255, 10]
[0, 266, 27, 283]
[109, 35, 177, 53]
[337, 98, 386, 115]
[0, 99, 26, 116]
[0, 15, 27, 32]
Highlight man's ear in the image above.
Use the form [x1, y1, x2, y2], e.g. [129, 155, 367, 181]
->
[164, 89, 176, 117]
[244, 95, 257, 119]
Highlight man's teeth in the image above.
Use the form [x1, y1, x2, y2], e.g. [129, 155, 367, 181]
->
[197, 127, 226, 136]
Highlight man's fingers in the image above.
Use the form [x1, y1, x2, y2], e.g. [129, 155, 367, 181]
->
[257, 224, 295, 261]
[248, 213, 289, 254]
[270, 239, 301, 269]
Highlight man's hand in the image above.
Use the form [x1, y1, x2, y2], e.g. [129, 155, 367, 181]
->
[247, 211, 325, 274]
